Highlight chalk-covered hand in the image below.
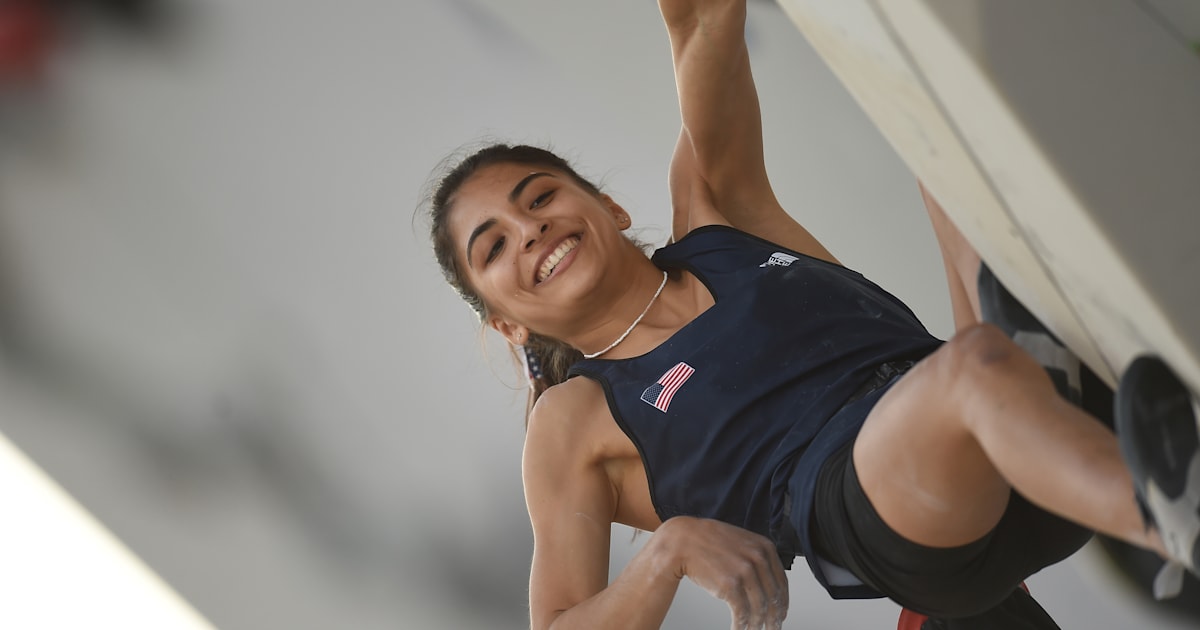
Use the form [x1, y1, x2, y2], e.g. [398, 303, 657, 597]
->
[655, 516, 790, 630]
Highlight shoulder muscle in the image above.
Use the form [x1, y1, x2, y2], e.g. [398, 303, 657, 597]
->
[523, 379, 617, 625]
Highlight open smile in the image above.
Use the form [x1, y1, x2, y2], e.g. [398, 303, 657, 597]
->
[536, 235, 581, 284]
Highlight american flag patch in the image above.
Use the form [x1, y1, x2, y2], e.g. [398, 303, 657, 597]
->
[640, 362, 695, 412]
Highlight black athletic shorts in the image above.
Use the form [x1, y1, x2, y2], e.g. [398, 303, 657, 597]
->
[811, 438, 1094, 618]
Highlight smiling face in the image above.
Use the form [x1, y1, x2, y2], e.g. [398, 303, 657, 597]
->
[446, 162, 635, 345]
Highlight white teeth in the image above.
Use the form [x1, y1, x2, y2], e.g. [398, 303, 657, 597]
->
[538, 237, 580, 282]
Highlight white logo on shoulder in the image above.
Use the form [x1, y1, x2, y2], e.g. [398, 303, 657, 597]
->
[760, 252, 799, 268]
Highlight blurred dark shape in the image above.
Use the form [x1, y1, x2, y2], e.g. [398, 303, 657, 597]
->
[418, 498, 531, 625]
[0, 227, 19, 363]
[0, 0, 56, 84]
[0, 0, 176, 89]
[51, 0, 174, 36]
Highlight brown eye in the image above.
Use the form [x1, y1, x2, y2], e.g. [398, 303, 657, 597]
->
[530, 191, 553, 209]
[486, 237, 505, 264]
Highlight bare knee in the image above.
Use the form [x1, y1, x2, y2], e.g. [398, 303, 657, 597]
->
[942, 323, 1056, 418]
[951, 323, 1017, 366]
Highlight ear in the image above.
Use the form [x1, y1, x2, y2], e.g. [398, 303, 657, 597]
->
[601, 194, 632, 230]
[488, 315, 530, 347]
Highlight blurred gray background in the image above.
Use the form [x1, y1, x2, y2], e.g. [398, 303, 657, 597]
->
[0, 0, 1195, 628]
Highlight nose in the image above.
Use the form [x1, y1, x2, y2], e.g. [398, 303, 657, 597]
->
[522, 221, 549, 251]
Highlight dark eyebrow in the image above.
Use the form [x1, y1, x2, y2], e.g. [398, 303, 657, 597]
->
[465, 173, 555, 268]
[509, 172, 555, 204]
[466, 218, 497, 269]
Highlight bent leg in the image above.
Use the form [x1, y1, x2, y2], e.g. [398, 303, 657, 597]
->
[854, 323, 1160, 553]
[920, 182, 982, 333]
[921, 182, 1091, 406]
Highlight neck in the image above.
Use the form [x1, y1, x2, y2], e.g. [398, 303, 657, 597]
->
[571, 266, 706, 360]
[581, 270, 669, 359]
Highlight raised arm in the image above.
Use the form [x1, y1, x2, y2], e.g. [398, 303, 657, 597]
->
[524, 382, 788, 630]
[660, 0, 837, 263]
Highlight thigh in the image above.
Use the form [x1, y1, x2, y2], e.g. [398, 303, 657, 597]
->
[852, 344, 1012, 549]
[824, 441, 1091, 618]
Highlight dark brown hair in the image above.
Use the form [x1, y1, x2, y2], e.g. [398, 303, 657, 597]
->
[426, 143, 604, 418]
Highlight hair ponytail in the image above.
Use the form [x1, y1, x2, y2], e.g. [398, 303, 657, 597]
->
[521, 332, 583, 421]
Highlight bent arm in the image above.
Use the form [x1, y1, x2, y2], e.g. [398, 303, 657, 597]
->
[524, 390, 681, 629]
[530, 521, 685, 630]
[660, 0, 837, 263]
[524, 386, 788, 630]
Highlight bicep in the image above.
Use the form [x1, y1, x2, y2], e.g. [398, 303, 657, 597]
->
[667, 130, 730, 241]
[523, 404, 617, 628]
[663, 1, 839, 263]
[664, 2, 769, 230]
[527, 491, 613, 628]
[668, 129, 839, 264]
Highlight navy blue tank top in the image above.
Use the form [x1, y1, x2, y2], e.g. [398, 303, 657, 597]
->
[567, 225, 943, 597]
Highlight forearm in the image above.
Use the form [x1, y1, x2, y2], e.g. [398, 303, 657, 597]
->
[659, 0, 776, 228]
[540, 529, 683, 630]
[534, 516, 789, 630]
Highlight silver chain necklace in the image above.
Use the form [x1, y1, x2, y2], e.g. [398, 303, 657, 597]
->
[583, 271, 669, 359]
